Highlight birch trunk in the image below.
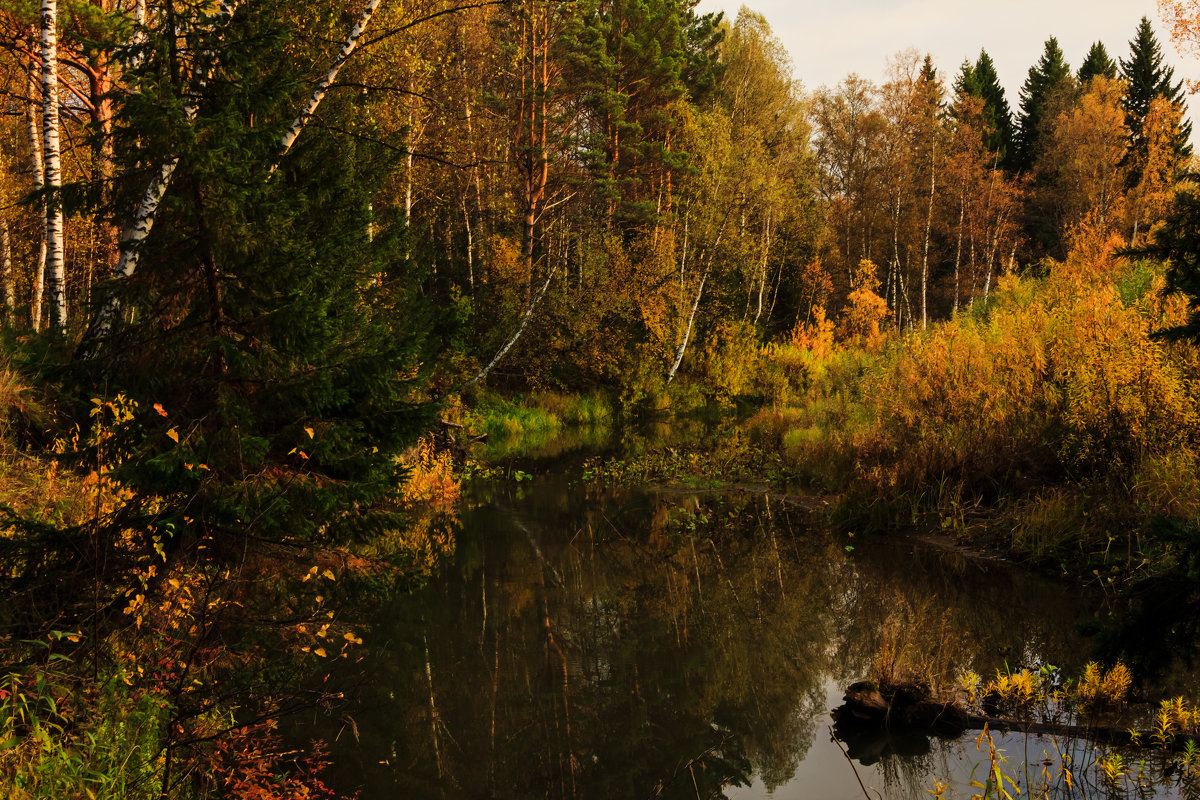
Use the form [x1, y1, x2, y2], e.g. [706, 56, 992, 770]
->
[667, 220, 725, 385]
[666, 269, 708, 385]
[26, 62, 47, 331]
[920, 144, 936, 330]
[0, 212, 13, 324]
[753, 212, 771, 325]
[83, 159, 179, 344]
[41, 0, 67, 329]
[86, 0, 369, 348]
[463, 262, 558, 389]
[275, 0, 384, 168]
[952, 184, 964, 314]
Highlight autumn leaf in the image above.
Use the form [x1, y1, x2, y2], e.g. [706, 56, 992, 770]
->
[166, 428, 179, 443]
[154, 403, 168, 417]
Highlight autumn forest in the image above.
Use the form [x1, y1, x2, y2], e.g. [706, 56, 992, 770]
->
[3, 0, 1200, 796]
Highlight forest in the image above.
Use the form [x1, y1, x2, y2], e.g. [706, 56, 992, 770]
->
[1, 0, 1200, 796]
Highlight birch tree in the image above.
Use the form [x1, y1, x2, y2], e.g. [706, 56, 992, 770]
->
[39, 0, 67, 329]
[26, 55, 47, 330]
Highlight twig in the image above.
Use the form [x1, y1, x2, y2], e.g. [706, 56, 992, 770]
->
[829, 726, 882, 800]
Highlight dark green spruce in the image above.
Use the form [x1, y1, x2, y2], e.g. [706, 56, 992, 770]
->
[958, 50, 1014, 166]
[1120, 15, 1193, 176]
[1014, 37, 1072, 174]
[1078, 41, 1117, 84]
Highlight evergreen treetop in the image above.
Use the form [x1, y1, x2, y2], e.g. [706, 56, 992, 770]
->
[1015, 37, 1071, 173]
[1078, 41, 1117, 84]
[964, 50, 1014, 165]
[1120, 15, 1193, 165]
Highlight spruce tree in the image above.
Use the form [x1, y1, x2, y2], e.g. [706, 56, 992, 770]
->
[952, 59, 978, 101]
[957, 51, 1014, 165]
[1078, 41, 1117, 84]
[920, 54, 940, 96]
[1133, 176, 1200, 340]
[1015, 37, 1072, 173]
[1121, 16, 1193, 172]
[74, 0, 435, 554]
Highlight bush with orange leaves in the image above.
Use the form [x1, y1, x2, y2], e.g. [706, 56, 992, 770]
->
[767, 226, 1200, 539]
[399, 436, 461, 509]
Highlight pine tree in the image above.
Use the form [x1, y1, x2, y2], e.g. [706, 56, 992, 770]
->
[1014, 37, 1072, 173]
[1078, 41, 1117, 84]
[969, 50, 1014, 166]
[560, 0, 722, 229]
[1120, 16, 1193, 175]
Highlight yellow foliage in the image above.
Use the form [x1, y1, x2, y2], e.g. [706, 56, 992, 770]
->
[701, 319, 760, 399]
[987, 669, 1041, 710]
[399, 436, 461, 508]
[774, 231, 1200, 500]
[788, 304, 835, 357]
[1075, 661, 1132, 709]
[838, 260, 889, 346]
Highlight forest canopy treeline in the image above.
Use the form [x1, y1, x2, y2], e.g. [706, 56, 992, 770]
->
[0, 1, 1193, 403]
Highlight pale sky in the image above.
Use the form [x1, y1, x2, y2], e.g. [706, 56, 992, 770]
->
[696, 0, 1200, 120]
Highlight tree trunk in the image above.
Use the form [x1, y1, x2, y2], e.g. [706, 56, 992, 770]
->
[518, 3, 549, 304]
[921, 143, 936, 329]
[952, 184, 964, 314]
[666, 269, 708, 386]
[41, 0, 68, 329]
[26, 60, 47, 331]
[404, 83, 415, 243]
[0, 211, 12, 324]
[275, 0, 384, 167]
[753, 211, 772, 325]
[463, 262, 558, 389]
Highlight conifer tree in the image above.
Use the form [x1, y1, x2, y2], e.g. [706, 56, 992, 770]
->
[560, 0, 722, 229]
[75, 0, 434, 552]
[1015, 37, 1071, 173]
[1078, 41, 1117, 84]
[966, 50, 1014, 166]
[1120, 16, 1193, 174]
[1134, 175, 1200, 340]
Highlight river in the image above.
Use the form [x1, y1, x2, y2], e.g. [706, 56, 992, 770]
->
[287, 428, 1200, 799]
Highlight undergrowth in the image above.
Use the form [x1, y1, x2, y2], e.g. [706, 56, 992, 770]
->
[752, 226, 1200, 576]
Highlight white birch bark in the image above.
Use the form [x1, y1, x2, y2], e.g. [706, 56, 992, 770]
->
[83, 1, 242, 345]
[0, 212, 12, 324]
[753, 212, 771, 325]
[666, 269, 708, 385]
[26, 61, 47, 331]
[667, 219, 726, 385]
[87, 0, 373, 347]
[274, 0, 384, 170]
[920, 143, 936, 330]
[463, 262, 557, 389]
[41, 0, 67, 329]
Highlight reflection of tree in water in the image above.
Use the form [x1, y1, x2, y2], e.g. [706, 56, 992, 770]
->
[831, 535, 1098, 690]
[296, 482, 1107, 799]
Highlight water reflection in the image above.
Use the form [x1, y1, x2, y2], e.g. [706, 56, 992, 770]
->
[302, 475, 1115, 799]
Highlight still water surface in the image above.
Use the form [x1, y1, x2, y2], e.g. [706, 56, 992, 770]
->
[296, 451, 1193, 799]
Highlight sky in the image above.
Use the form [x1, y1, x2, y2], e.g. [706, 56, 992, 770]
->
[695, 0, 1200, 118]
